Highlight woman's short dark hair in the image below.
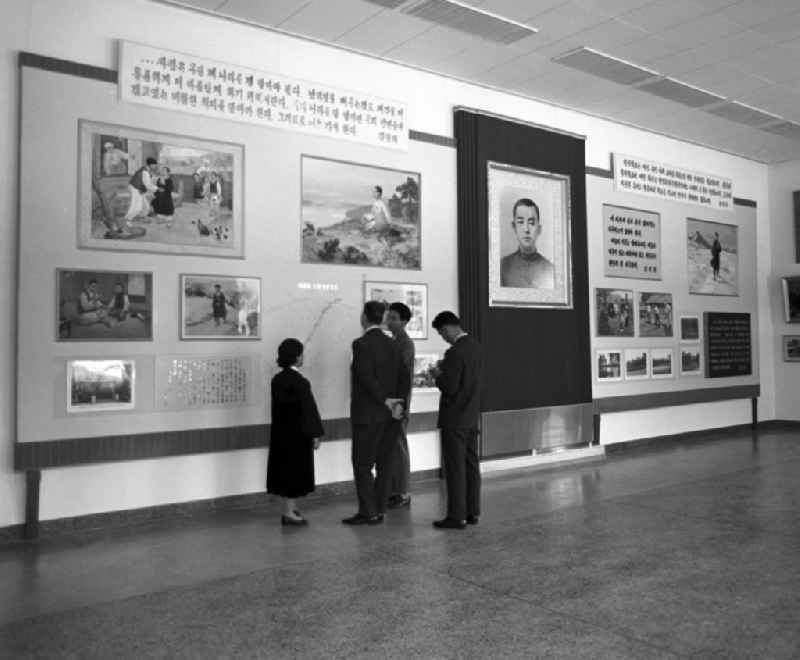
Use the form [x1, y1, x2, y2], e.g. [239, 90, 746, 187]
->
[277, 338, 304, 368]
[389, 302, 412, 323]
[363, 301, 386, 325]
[432, 311, 460, 330]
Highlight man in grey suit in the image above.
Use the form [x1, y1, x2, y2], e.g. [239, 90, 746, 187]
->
[386, 302, 415, 509]
[431, 311, 482, 530]
[343, 301, 409, 525]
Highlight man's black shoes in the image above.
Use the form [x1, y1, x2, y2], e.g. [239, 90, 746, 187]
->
[342, 513, 384, 525]
[432, 518, 466, 530]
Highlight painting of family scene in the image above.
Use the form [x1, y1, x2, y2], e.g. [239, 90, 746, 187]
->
[365, 281, 427, 339]
[67, 359, 135, 413]
[57, 269, 152, 341]
[181, 275, 260, 340]
[301, 156, 421, 269]
[596, 288, 634, 337]
[79, 120, 243, 257]
[687, 218, 738, 296]
[638, 292, 673, 337]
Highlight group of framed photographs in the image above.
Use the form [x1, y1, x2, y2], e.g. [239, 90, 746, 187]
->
[782, 276, 800, 362]
[596, 343, 702, 382]
[595, 288, 675, 338]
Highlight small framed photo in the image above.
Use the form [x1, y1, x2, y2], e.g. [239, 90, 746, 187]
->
[595, 288, 634, 337]
[181, 275, 261, 340]
[57, 268, 153, 341]
[783, 335, 800, 362]
[596, 349, 622, 382]
[638, 292, 673, 337]
[413, 353, 440, 392]
[624, 349, 650, 380]
[680, 344, 702, 376]
[364, 281, 428, 340]
[680, 315, 700, 341]
[67, 359, 135, 413]
[650, 347, 674, 379]
[782, 277, 800, 323]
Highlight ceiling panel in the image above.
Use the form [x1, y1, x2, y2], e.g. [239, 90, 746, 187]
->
[619, 0, 717, 32]
[570, 0, 655, 17]
[382, 25, 481, 63]
[559, 19, 650, 52]
[434, 41, 536, 77]
[173, 0, 227, 10]
[721, 0, 800, 28]
[524, 2, 611, 44]
[277, 0, 383, 42]
[605, 35, 685, 65]
[334, 10, 432, 52]
[749, 8, 800, 41]
[659, 16, 747, 47]
[471, 51, 553, 87]
[218, 0, 312, 26]
[478, 0, 568, 22]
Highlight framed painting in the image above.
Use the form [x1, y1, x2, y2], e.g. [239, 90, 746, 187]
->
[782, 277, 800, 323]
[650, 347, 674, 379]
[624, 348, 650, 380]
[596, 349, 622, 382]
[638, 292, 673, 337]
[78, 119, 244, 257]
[687, 218, 738, 296]
[488, 161, 572, 308]
[301, 155, 421, 269]
[412, 353, 440, 392]
[595, 288, 634, 337]
[181, 275, 261, 340]
[364, 281, 427, 340]
[680, 344, 702, 376]
[57, 268, 153, 341]
[67, 359, 135, 413]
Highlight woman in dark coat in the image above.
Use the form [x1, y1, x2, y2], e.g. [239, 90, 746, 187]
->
[152, 165, 175, 222]
[267, 338, 324, 526]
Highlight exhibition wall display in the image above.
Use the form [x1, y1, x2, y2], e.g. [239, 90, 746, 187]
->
[16, 56, 455, 452]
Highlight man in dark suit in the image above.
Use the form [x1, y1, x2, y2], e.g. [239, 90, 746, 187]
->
[343, 301, 409, 525]
[431, 311, 482, 530]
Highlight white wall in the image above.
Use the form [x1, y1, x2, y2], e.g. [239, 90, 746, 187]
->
[767, 161, 800, 420]
[0, 0, 777, 526]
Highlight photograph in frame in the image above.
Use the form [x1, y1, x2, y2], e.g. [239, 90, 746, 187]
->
[78, 119, 244, 258]
[624, 349, 650, 380]
[595, 288, 634, 337]
[364, 281, 427, 340]
[687, 218, 738, 296]
[680, 344, 702, 376]
[783, 335, 800, 362]
[301, 156, 421, 270]
[57, 269, 153, 342]
[67, 359, 135, 413]
[680, 315, 700, 341]
[488, 161, 572, 308]
[596, 349, 622, 382]
[650, 347, 674, 379]
[638, 292, 673, 337]
[413, 353, 440, 392]
[181, 275, 261, 340]
[782, 277, 800, 323]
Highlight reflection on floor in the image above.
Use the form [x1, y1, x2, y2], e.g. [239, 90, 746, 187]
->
[0, 426, 798, 658]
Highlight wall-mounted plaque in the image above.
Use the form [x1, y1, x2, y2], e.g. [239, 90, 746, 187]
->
[704, 312, 751, 378]
[602, 204, 660, 280]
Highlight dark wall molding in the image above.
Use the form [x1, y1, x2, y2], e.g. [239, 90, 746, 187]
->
[19, 51, 117, 83]
[593, 384, 760, 414]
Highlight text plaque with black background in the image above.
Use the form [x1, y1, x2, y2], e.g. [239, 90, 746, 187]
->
[704, 312, 752, 378]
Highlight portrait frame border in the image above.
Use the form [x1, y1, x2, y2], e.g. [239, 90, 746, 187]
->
[487, 160, 573, 309]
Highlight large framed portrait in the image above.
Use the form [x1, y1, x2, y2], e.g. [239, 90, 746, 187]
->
[783, 335, 800, 362]
[595, 288, 634, 337]
[67, 359, 135, 413]
[413, 353, 440, 392]
[488, 161, 572, 308]
[364, 281, 427, 339]
[180, 275, 261, 340]
[638, 292, 673, 337]
[57, 268, 153, 341]
[782, 277, 800, 323]
[78, 120, 244, 258]
[301, 155, 421, 270]
[687, 218, 738, 296]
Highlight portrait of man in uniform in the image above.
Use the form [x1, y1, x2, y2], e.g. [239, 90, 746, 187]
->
[500, 198, 554, 289]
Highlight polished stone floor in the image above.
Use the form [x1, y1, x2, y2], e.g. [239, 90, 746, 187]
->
[0, 427, 798, 658]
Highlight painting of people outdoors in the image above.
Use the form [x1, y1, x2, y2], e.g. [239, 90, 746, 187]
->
[595, 288, 634, 337]
[57, 269, 152, 341]
[78, 120, 243, 257]
[687, 218, 738, 296]
[638, 292, 673, 337]
[181, 275, 260, 340]
[413, 353, 440, 392]
[301, 156, 421, 269]
[364, 281, 427, 339]
[67, 359, 135, 413]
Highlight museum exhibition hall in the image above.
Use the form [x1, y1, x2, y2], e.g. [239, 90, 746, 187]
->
[1, 0, 800, 657]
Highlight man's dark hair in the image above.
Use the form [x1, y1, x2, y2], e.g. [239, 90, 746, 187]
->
[88, 279, 97, 286]
[146, 157, 158, 166]
[432, 311, 460, 330]
[363, 300, 386, 325]
[375, 185, 383, 195]
[389, 302, 412, 323]
[512, 198, 540, 223]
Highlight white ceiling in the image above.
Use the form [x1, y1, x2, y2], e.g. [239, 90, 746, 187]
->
[156, 0, 800, 163]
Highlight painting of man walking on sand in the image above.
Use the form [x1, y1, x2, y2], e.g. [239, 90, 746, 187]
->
[687, 218, 738, 296]
[301, 156, 421, 270]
